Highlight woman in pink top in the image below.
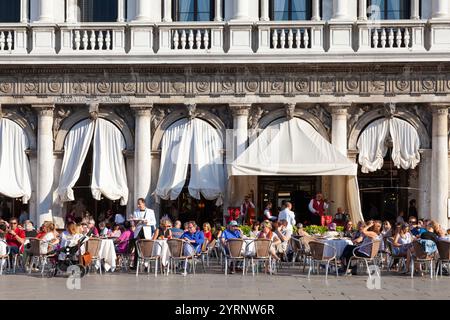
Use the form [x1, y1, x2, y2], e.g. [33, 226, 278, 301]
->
[115, 221, 132, 254]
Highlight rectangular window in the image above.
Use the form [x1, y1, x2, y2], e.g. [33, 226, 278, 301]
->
[78, 0, 118, 22]
[0, 0, 20, 23]
[270, 0, 312, 21]
[368, 0, 411, 20]
[176, 0, 213, 21]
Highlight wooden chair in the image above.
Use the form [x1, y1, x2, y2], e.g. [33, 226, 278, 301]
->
[28, 238, 53, 276]
[85, 238, 103, 275]
[385, 238, 407, 272]
[135, 239, 162, 277]
[308, 241, 338, 279]
[167, 238, 198, 276]
[250, 238, 273, 276]
[346, 240, 381, 279]
[410, 240, 436, 279]
[437, 240, 450, 277]
[222, 239, 245, 275]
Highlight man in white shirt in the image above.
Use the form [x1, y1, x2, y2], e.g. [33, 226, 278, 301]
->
[278, 202, 296, 231]
[132, 198, 156, 240]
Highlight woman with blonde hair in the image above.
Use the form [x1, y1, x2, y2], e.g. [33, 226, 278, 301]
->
[202, 222, 212, 242]
[257, 221, 281, 260]
[152, 218, 173, 240]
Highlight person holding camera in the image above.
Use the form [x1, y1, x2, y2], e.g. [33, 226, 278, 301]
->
[5, 218, 25, 256]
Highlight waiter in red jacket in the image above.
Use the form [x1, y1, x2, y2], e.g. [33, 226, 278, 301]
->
[308, 192, 329, 226]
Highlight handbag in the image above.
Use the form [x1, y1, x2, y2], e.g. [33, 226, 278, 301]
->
[80, 251, 92, 266]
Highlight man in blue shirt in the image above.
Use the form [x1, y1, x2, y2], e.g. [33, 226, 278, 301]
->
[220, 220, 242, 246]
[181, 221, 204, 254]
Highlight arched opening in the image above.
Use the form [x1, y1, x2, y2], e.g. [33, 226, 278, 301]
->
[0, 118, 32, 222]
[156, 117, 225, 225]
[357, 117, 421, 222]
[58, 118, 128, 224]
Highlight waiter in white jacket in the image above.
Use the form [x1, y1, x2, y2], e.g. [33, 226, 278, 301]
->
[132, 198, 156, 239]
[130, 198, 156, 269]
[278, 202, 296, 232]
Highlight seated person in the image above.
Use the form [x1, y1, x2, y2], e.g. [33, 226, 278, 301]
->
[153, 218, 173, 240]
[110, 223, 122, 238]
[202, 223, 212, 242]
[5, 218, 25, 256]
[98, 222, 111, 237]
[115, 221, 133, 254]
[220, 220, 242, 245]
[170, 220, 184, 239]
[333, 207, 349, 226]
[181, 221, 204, 254]
[257, 220, 281, 261]
[343, 221, 355, 238]
[323, 223, 340, 238]
[274, 220, 292, 257]
[250, 221, 260, 238]
[409, 216, 426, 237]
[392, 223, 413, 256]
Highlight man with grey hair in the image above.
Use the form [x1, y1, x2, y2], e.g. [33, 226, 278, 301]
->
[278, 202, 296, 232]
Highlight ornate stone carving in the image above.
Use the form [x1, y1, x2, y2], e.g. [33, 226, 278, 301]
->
[122, 82, 136, 93]
[345, 78, 359, 92]
[0, 82, 12, 94]
[320, 78, 335, 93]
[384, 102, 397, 118]
[294, 78, 309, 92]
[151, 106, 171, 133]
[171, 78, 186, 94]
[209, 106, 232, 128]
[269, 78, 284, 93]
[146, 80, 160, 93]
[285, 103, 296, 120]
[53, 105, 74, 140]
[245, 78, 259, 93]
[221, 77, 234, 93]
[395, 79, 409, 92]
[47, 78, 62, 93]
[248, 106, 268, 129]
[186, 103, 197, 119]
[115, 106, 135, 133]
[347, 105, 370, 133]
[89, 103, 99, 120]
[72, 81, 88, 94]
[308, 104, 331, 131]
[422, 78, 435, 92]
[196, 79, 210, 93]
[97, 81, 111, 94]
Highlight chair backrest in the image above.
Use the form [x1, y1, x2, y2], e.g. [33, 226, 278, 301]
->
[226, 239, 243, 258]
[254, 239, 271, 258]
[201, 239, 209, 253]
[86, 238, 102, 257]
[412, 241, 429, 259]
[289, 237, 301, 252]
[309, 241, 325, 260]
[369, 240, 381, 259]
[299, 236, 311, 253]
[167, 238, 184, 258]
[207, 238, 216, 250]
[29, 238, 43, 256]
[136, 239, 156, 258]
[437, 240, 450, 260]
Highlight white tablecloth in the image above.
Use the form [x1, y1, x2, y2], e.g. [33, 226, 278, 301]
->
[323, 239, 353, 258]
[152, 239, 170, 266]
[96, 239, 117, 272]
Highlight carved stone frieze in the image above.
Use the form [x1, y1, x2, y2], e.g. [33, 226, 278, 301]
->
[0, 65, 450, 98]
[248, 106, 269, 129]
[307, 104, 331, 131]
[151, 106, 172, 134]
[53, 105, 74, 140]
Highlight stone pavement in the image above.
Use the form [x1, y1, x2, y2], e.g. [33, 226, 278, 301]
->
[1, 266, 449, 300]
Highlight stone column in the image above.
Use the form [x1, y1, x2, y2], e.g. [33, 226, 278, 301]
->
[330, 105, 349, 216]
[117, 0, 125, 22]
[20, 0, 28, 23]
[163, 0, 172, 22]
[418, 149, 432, 220]
[33, 105, 54, 225]
[430, 105, 449, 229]
[65, 0, 77, 23]
[131, 104, 153, 206]
[260, 0, 269, 21]
[232, 0, 249, 20]
[230, 104, 251, 158]
[332, 0, 350, 20]
[135, 0, 152, 21]
[229, 104, 251, 209]
[358, 0, 367, 20]
[311, 0, 321, 21]
[411, 0, 420, 20]
[37, 0, 54, 22]
[432, 0, 450, 19]
[215, 0, 223, 21]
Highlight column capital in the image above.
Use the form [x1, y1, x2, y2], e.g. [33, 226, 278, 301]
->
[429, 104, 449, 114]
[329, 103, 351, 114]
[229, 103, 252, 117]
[32, 104, 54, 116]
[131, 104, 153, 116]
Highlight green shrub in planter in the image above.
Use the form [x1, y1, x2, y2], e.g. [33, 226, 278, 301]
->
[239, 225, 252, 237]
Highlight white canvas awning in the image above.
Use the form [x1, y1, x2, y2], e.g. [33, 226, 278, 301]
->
[228, 118, 364, 223]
